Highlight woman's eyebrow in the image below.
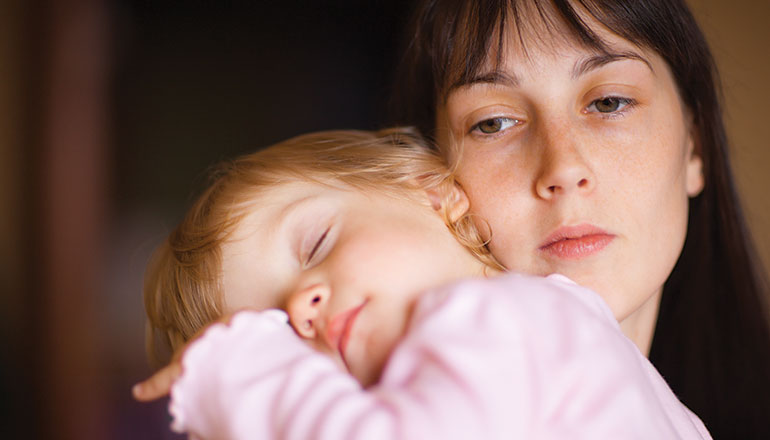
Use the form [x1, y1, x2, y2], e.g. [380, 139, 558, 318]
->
[571, 51, 653, 79]
[448, 71, 519, 93]
[448, 50, 653, 94]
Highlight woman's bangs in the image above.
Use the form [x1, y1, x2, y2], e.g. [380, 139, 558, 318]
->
[438, 0, 614, 101]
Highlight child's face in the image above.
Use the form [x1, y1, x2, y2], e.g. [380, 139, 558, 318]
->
[220, 180, 488, 386]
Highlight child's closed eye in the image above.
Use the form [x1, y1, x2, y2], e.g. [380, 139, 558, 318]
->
[305, 226, 331, 266]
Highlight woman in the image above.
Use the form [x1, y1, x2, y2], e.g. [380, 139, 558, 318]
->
[389, 1, 770, 438]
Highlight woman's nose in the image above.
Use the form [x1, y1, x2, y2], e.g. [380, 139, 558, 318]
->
[534, 133, 595, 200]
[286, 283, 329, 339]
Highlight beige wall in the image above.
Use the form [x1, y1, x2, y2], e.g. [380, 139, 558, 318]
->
[688, 0, 770, 275]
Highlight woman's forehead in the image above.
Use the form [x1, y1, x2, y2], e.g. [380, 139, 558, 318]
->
[445, 37, 650, 104]
[509, 24, 648, 72]
[442, 1, 646, 95]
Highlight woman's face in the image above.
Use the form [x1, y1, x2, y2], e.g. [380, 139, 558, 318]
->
[436, 24, 704, 347]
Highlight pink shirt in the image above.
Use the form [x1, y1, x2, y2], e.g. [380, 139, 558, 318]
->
[169, 273, 711, 439]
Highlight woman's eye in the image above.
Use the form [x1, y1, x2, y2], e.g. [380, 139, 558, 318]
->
[587, 96, 634, 114]
[472, 117, 519, 135]
[306, 227, 330, 264]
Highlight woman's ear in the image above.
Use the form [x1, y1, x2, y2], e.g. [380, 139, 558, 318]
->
[685, 125, 704, 197]
[686, 155, 704, 197]
[426, 182, 470, 222]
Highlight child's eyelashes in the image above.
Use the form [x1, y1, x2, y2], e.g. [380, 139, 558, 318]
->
[305, 226, 331, 266]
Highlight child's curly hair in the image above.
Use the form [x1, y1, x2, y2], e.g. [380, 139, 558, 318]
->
[143, 127, 503, 366]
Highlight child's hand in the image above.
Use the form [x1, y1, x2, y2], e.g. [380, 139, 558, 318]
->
[132, 325, 206, 402]
[132, 309, 290, 402]
[132, 313, 232, 402]
[132, 360, 183, 402]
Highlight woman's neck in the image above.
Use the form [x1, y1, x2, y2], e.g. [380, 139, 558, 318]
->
[619, 288, 662, 356]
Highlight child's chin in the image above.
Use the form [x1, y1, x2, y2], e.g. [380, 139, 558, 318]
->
[353, 364, 383, 389]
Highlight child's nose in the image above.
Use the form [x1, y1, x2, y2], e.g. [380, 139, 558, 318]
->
[286, 283, 329, 339]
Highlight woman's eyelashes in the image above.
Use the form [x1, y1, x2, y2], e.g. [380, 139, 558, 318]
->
[470, 117, 520, 136]
[586, 96, 636, 117]
[465, 94, 637, 138]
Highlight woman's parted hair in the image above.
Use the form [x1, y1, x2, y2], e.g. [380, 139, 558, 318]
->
[389, 1, 770, 437]
[143, 127, 501, 366]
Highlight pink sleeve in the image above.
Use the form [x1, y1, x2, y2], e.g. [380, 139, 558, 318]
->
[382, 273, 711, 439]
[169, 310, 392, 439]
[169, 274, 711, 440]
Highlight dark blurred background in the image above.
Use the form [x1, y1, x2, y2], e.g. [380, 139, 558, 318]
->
[1, 1, 411, 438]
[1, 1, 767, 439]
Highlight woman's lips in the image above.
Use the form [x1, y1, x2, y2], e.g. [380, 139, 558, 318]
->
[539, 224, 615, 260]
[326, 300, 367, 367]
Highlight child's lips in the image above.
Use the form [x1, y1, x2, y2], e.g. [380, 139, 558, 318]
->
[326, 300, 368, 366]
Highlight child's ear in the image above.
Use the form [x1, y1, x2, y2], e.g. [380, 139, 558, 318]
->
[426, 182, 470, 222]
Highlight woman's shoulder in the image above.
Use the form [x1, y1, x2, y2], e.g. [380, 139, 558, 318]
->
[414, 272, 618, 330]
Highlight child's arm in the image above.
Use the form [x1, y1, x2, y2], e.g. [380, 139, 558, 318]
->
[160, 309, 402, 440]
[160, 305, 519, 440]
[139, 274, 711, 440]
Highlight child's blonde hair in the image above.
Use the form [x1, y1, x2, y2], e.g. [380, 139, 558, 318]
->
[144, 127, 502, 366]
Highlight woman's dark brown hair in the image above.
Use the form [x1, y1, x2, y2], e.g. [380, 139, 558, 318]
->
[389, 1, 770, 438]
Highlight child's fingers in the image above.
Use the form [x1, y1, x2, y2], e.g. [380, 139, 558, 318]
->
[132, 315, 228, 403]
[131, 312, 247, 402]
[132, 362, 183, 402]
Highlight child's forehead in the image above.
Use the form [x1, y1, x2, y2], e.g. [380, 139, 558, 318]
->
[227, 180, 338, 235]
[229, 178, 421, 238]
[234, 179, 328, 221]
[252, 176, 414, 206]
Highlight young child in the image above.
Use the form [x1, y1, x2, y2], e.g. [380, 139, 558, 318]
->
[134, 128, 710, 439]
